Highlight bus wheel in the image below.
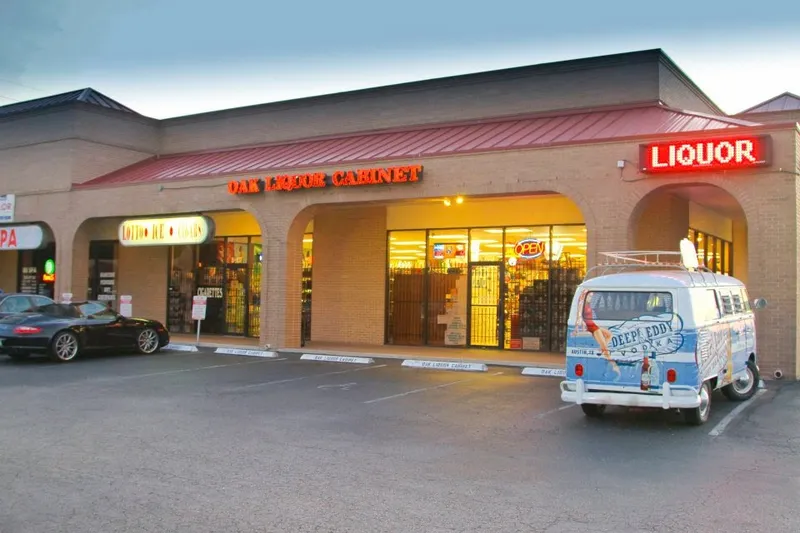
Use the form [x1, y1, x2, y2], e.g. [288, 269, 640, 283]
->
[684, 381, 711, 426]
[581, 404, 606, 418]
[722, 360, 759, 402]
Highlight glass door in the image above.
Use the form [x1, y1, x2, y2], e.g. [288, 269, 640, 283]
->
[469, 263, 502, 348]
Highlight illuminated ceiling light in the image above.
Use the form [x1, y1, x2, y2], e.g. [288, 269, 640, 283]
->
[455, 196, 464, 204]
[443, 198, 452, 207]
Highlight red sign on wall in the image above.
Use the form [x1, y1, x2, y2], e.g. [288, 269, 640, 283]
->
[639, 135, 771, 174]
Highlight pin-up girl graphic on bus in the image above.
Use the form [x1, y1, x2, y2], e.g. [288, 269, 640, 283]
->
[574, 290, 620, 376]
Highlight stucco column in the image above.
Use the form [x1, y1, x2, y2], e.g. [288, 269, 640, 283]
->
[53, 219, 86, 302]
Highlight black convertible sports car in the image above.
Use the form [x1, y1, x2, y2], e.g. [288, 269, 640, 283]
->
[0, 301, 170, 362]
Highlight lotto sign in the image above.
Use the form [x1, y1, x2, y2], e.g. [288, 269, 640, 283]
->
[514, 238, 545, 259]
[0, 194, 15, 223]
[640, 135, 771, 174]
[191, 295, 208, 321]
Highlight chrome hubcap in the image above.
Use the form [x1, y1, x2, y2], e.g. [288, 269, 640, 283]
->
[732, 367, 754, 395]
[138, 329, 158, 353]
[55, 334, 78, 360]
[699, 386, 710, 419]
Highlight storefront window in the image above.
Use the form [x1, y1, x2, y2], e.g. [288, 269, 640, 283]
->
[385, 224, 587, 352]
[301, 234, 312, 343]
[386, 230, 426, 345]
[688, 227, 732, 276]
[88, 241, 118, 308]
[168, 245, 196, 334]
[250, 237, 263, 339]
[17, 242, 56, 299]
[427, 230, 468, 346]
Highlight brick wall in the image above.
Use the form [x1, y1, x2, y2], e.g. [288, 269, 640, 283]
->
[0, 252, 17, 292]
[116, 246, 168, 324]
[634, 193, 689, 251]
[310, 206, 387, 345]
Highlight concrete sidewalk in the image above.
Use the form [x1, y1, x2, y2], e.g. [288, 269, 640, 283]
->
[165, 334, 567, 375]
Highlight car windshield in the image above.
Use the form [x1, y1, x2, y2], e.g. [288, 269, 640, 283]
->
[77, 302, 118, 318]
[33, 304, 81, 319]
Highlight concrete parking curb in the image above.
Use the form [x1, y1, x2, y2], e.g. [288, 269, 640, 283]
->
[401, 360, 488, 372]
[300, 354, 375, 364]
[163, 342, 566, 375]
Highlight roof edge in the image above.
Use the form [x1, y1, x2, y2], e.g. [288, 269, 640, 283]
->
[737, 91, 800, 115]
[162, 49, 665, 124]
[656, 51, 725, 115]
[76, 116, 799, 191]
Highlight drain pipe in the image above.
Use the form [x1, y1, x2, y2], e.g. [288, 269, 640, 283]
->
[773, 369, 784, 380]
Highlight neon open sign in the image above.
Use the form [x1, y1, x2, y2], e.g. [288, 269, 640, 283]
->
[514, 238, 545, 259]
[639, 135, 771, 174]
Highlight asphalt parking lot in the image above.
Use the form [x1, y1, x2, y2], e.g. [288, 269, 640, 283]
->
[0, 350, 797, 533]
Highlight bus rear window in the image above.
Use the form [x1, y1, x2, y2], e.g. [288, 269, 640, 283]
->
[582, 291, 673, 321]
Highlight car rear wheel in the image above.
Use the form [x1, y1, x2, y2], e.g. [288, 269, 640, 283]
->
[137, 328, 160, 354]
[50, 331, 79, 362]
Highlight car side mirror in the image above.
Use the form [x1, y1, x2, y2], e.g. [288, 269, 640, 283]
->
[752, 298, 767, 310]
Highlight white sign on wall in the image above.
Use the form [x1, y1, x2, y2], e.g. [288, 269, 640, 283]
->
[61, 293, 73, 304]
[118, 216, 215, 247]
[0, 225, 45, 250]
[0, 195, 15, 223]
[119, 295, 133, 317]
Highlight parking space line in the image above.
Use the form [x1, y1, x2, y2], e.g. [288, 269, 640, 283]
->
[63, 358, 287, 386]
[233, 363, 388, 390]
[363, 378, 474, 404]
[709, 388, 767, 437]
[533, 404, 576, 419]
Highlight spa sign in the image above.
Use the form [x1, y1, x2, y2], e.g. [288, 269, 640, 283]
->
[227, 165, 423, 194]
[639, 135, 771, 174]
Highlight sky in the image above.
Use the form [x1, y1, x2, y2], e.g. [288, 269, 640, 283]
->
[0, 0, 798, 119]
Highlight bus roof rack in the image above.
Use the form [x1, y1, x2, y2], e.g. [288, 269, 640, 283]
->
[584, 250, 717, 286]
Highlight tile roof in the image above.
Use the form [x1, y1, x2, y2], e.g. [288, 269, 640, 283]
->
[739, 92, 800, 114]
[79, 103, 761, 188]
[0, 88, 139, 118]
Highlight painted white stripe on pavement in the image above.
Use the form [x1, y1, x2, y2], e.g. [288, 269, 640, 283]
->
[709, 388, 767, 437]
[521, 367, 566, 378]
[533, 404, 576, 419]
[234, 364, 387, 390]
[215, 347, 277, 358]
[364, 378, 474, 404]
[401, 360, 488, 372]
[66, 358, 286, 386]
[164, 343, 199, 352]
[300, 354, 375, 364]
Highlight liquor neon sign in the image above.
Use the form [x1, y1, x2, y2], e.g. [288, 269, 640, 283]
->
[639, 135, 771, 174]
[227, 165, 423, 194]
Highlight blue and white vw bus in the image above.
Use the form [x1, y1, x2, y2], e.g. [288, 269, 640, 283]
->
[560, 239, 766, 425]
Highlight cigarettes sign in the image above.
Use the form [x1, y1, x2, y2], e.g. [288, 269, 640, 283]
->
[640, 135, 771, 174]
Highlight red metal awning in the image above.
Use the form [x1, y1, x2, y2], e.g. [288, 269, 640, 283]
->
[79, 104, 760, 187]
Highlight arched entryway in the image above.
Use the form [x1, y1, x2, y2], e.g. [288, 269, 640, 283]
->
[290, 192, 590, 355]
[0, 221, 57, 299]
[71, 210, 264, 337]
[629, 184, 747, 282]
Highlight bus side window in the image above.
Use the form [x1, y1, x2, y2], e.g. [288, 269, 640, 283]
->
[731, 292, 744, 314]
[704, 289, 721, 322]
[740, 288, 752, 312]
[718, 291, 734, 316]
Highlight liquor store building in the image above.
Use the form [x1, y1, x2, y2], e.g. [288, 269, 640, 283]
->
[0, 49, 799, 379]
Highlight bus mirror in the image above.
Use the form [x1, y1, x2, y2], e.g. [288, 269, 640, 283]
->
[752, 298, 767, 310]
